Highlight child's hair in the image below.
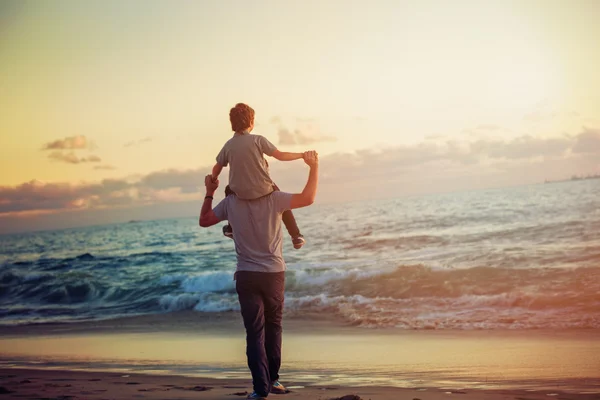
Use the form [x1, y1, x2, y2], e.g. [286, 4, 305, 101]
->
[229, 103, 255, 132]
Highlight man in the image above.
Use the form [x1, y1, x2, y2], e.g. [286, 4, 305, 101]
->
[199, 150, 319, 400]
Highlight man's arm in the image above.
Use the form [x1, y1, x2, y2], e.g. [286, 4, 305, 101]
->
[211, 162, 223, 181]
[199, 175, 221, 227]
[290, 151, 319, 209]
[271, 149, 304, 162]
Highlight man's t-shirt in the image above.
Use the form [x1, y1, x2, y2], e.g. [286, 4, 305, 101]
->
[216, 133, 277, 200]
[213, 191, 293, 273]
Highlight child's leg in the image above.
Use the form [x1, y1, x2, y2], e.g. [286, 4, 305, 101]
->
[282, 210, 300, 238]
[272, 184, 301, 238]
[223, 186, 234, 239]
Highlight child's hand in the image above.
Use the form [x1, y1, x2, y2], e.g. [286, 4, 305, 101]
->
[303, 150, 316, 160]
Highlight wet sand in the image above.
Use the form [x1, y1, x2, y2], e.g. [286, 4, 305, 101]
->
[1, 367, 599, 400]
[1, 312, 599, 398]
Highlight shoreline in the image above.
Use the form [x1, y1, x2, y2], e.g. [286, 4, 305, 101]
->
[2, 310, 599, 340]
[3, 309, 599, 334]
[1, 312, 599, 393]
[0, 311, 349, 336]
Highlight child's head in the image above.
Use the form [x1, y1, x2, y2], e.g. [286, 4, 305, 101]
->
[229, 103, 255, 133]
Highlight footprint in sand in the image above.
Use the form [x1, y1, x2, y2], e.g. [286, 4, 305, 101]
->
[0, 387, 14, 394]
[138, 387, 170, 392]
[174, 385, 212, 391]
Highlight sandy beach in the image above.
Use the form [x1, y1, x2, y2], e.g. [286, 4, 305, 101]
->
[1, 312, 599, 399]
[2, 367, 600, 400]
[3, 0, 600, 398]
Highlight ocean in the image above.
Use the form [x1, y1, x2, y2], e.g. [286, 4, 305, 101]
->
[1, 179, 599, 330]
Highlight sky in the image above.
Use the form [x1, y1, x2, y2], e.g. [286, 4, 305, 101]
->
[1, 0, 599, 233]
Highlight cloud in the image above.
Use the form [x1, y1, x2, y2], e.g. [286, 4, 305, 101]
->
[272, 117, 336, 146]
[277, 128, 337, 146]
[278, 128, 295, 145]
[571, 127, 600, 154]
[0, 169, 204, 216]
[124, 137, 153, 147]
[0, 180, 99, 214]
[94, 165, 117, 171]
[139, 168, 202, 194]
[271, 127, 600, 187]
[470, 135, 570, 160]
[2, 127, 599, 223]
[42, 135, 101, 165]
[42, 135, 92, 150]
[48, 152, 102, 164]
[0, 178, 144, 215]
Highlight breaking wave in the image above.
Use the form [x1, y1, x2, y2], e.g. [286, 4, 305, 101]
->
[2, 179, 600, 329]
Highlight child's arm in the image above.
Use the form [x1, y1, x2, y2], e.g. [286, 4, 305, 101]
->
[211, 162, 223, 181]
[257, 135, 303, 162]
[271, 150, 304, 161]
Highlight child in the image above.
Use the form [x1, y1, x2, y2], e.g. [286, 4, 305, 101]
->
[211, 103, 307, 249]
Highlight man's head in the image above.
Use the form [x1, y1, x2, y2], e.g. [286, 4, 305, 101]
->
[229, 103, 255, 133]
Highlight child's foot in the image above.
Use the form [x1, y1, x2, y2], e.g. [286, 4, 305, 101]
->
[223, 224, 234, 239]
[292, 235, 305, 249]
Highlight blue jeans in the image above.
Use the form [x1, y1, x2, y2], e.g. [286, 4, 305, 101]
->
[235, 271, 285, 397]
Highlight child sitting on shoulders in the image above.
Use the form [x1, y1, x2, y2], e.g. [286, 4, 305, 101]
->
[211, 103, 309, 249]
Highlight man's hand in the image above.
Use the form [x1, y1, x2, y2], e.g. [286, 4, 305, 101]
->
[303, 150, 318, 167]
[205, 174, 219, 194]
[199, 174, 220, 227]
[291, 150, 319, 209]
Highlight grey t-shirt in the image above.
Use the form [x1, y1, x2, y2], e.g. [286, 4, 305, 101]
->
[213, 191, 293, 273]
[216, 133, 277, 200]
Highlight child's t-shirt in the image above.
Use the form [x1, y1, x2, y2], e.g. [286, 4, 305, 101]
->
[216, 132, 277, 200]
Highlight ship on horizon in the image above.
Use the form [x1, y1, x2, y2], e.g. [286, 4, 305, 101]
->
[544, 173, 600, 184]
